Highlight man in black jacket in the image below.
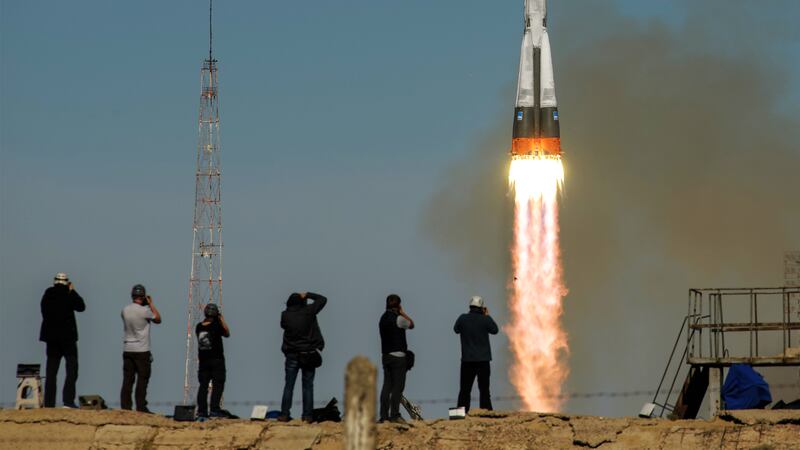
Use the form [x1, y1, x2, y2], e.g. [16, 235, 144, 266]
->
[379, 294, 414, 423]
[39, 272, 86, 408]
[279, 291, 327, 422]
[454, 296, 499, 412]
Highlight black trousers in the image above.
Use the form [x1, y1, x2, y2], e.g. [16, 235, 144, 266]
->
[379, 354, 407, 420]
[44, 341, 78, 407]
[457, 361, 492, 412]
[121, 351, 151, 411]
[197, 358, 226, 414]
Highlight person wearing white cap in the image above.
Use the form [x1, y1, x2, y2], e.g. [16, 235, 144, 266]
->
[39, 272, 86, 408]
[453, 295, 498, 412]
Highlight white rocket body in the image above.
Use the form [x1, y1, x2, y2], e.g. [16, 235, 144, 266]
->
[512, 0, 561, 157]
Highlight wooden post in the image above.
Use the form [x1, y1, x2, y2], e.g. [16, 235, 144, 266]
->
[345, 356, 377, 450]
[708, 367, 723, 417]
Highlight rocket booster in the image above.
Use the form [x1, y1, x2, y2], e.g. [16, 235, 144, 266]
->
[512, 0, 560, 157]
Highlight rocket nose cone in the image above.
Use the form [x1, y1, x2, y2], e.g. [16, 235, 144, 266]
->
[525, 0, 547, 23]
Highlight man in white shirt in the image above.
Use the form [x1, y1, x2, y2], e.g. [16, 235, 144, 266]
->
[120, 284, 161, 413]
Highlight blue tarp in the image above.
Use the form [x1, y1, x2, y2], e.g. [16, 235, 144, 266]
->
[722, 364, 772, 410]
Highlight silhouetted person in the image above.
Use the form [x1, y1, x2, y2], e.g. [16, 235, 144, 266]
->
[39, 272, 85, 408]
[120, 284, 161, 413]
[379, 294, 414, 423]
[196, 303, 233, 418]
[279, 291, 327, 422]
[454, 296, 498, 412]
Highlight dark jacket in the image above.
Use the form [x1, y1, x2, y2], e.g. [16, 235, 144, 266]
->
[379, 310, 408, 354]
[281, 292, 327, 354]
[39, 285, 86, 343]
[454, 308, 498, 362]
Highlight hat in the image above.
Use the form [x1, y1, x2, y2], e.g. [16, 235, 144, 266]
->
[54, 273, 69, 285]
[131, 284, 146, 299]
[469, 296, 484, 308]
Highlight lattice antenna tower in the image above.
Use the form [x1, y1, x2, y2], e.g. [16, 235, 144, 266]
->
[183, 0, 223, 404]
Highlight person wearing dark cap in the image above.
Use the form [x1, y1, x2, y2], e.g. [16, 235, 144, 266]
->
[39, 272, 85, 408]
[454, 296, 499, 412]
[195, 303, 234, 418]
[379, 294, 415, 423]
[120, 284, 161, 413]
[278, 291, 327, 422]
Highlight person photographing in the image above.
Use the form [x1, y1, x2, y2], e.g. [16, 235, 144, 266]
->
[379, 294, 415, 423]
[279, 291, 328, 422]
[120, 284, 161, 413]
[454, 296, 498, 412]
[195, 303, 234, 418]
[39, 272, 86, 408]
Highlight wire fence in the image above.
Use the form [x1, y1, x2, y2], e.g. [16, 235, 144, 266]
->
[5, 383, 798, 409]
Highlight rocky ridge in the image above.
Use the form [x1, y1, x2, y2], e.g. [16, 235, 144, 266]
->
[1, 408, 799, 449]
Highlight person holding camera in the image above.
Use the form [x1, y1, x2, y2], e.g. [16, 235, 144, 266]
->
[120, 284, 161, 413]
[39, 272, 86, 408]
[278, 291, 327, 422]
[195, 303, 233, 418]
[454, 296, 498, 412]
[379, 294, 415, 423]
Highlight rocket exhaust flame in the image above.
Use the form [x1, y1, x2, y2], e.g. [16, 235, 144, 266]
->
[507, 156, 568, 412]
[506, 0, 567, 412]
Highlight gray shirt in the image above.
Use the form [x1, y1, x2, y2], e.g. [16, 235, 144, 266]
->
[122, 303, 155, 352]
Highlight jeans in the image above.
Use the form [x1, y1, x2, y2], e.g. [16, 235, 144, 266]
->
[197, 358, 226, 415]
[121, 351, 151, 411]
[44, 341, 78, 407]
[281, 355, 315, 419]
[379, 354, 407, 420]
[457, 361, 492, 412]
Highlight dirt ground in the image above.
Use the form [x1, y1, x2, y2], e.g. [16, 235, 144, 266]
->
[1, 407, 799, 449]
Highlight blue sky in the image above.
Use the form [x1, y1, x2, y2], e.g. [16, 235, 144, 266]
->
[2, 0, 800, 418]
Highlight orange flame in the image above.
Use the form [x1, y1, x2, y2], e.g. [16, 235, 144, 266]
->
[506, 156, 569, 412]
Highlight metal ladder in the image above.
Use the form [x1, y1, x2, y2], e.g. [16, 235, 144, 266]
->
[650, 314, 709, 418]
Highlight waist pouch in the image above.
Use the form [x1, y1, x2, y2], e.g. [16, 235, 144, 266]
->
[297, 350, 322, 369]
[405, 350, 415, 371]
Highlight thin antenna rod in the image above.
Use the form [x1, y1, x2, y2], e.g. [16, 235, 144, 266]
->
[209, 0, 213, 61]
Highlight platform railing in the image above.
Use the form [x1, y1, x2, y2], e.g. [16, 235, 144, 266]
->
[687, 287, 800, 366]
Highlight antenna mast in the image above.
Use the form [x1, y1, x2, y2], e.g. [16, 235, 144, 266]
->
[209, 0, 213, 62]
[183, 0, 223, 404]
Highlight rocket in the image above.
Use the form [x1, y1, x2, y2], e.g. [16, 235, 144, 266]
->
[512, 0, 560, 157]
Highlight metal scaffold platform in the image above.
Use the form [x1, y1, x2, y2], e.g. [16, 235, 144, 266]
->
[650, 287, 800, 419]
[687, 288, 800, 366]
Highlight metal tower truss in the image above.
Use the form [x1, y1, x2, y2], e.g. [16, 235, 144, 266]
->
[183, 53, 223, 404]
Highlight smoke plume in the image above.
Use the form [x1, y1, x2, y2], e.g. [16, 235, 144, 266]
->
[422, 0, 800, 414]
